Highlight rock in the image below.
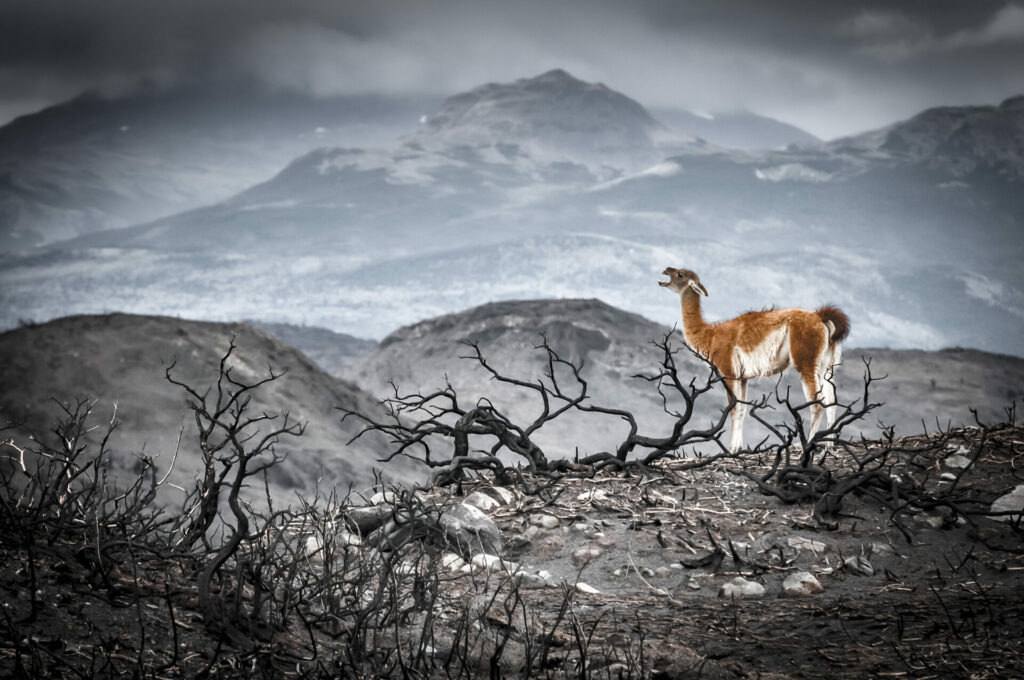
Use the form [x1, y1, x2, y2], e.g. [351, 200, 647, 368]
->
[782, 572, 824, 596]
[505, 535, 532, 553]
[719, 576, 764, 599]
[524, 525, 541, 540]
[670, 563, 684, 570]
[529, 513, 560, 530]
[470, 553, 516, 574]
[787, 536, 827, 553]
[441, 552, 466, 572]
[571, 545, 604, 563]
[441, 502, 503, 557]
[516, 571, 549, 589]
[844, 555, 874, 576]
[655, 567, 672, 577]
[344, 505, 393, 535]
[464, 490, 504, 513]
[870, 542, 894, 557]
[945, 454, 972, 469]
[920, 513, 946, 529]
[577, 489, 609, 503]
[687, 579, 701, 590]
[991, 485, 1024, 522]
[575, 582, 600, 595]
[370, 490, 399, 505]
[940, 472, 958, 481]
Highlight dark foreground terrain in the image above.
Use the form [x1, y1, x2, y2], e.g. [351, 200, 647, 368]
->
[2, 413, 1022, 678]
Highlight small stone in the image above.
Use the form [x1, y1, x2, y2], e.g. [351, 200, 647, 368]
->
[537, 570, 552, 580]
[506, 535, 532, 553]
[844, 555, 874, 576]
[719, 576, 764, 599]
[670, 563, 684, 570]
[464, 490, 503, 513]
[787, 536, 827, 553]
[640, 567, 655, 578]
[471, 553, 516, 574]
[939, 472, 958, 482]
[870, 542, 894, 557]
[516, 571, 549, 589]
[687, 579, 701, 590]
[991, 485, 1024, 522]
[571, 545, 604, 563]
[612, 567, 625, 577]
[655, 567, 672, 577]
[571, 523, 590, 533]
[575, 582, 600, 595]
[945, 454, 972, 470]
[783, 572, 824, 596]
[921, 513, 946, 529]
[577, 489, 609, 502]
[370, 490, 399, 505]
[441, 552, 466, 572]
[530, 513, 560, 530]
[524, 525, 541, 540]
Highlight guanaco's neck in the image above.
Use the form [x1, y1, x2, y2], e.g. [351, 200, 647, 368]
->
[680, 288, 711, 354]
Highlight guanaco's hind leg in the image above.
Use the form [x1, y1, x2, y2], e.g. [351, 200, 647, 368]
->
[726, 377, 748, 453]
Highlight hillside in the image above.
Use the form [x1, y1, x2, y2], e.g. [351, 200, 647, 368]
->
[345, 299, 1024, 452]
[0, 314, 425, 508]
[0, 84, 437, 251]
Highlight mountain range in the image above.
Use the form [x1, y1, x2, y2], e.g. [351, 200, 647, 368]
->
[0, 69, 1021, 356]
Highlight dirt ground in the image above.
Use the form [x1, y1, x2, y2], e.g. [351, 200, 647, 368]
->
[2, 424, 1022, 678]
[427, 424, 1024, 678]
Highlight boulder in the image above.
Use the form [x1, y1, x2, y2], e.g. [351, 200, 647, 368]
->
[441, 502, 503, 557]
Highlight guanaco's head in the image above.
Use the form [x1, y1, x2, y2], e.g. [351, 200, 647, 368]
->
[659, 267, 709, 296]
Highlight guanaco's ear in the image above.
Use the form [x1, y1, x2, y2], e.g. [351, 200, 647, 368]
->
[690, 279, 709, 296]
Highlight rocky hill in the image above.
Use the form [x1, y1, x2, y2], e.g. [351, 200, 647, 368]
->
[0, 314, 425, 508]
[345, 298, 1024, 454]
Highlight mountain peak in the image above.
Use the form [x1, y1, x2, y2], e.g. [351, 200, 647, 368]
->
[416, 69, 682, 166]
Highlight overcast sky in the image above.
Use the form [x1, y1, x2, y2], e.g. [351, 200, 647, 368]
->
[1, 0, 1023, 139]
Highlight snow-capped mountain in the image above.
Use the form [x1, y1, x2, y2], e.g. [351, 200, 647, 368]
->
[1, 70, 1022, 357]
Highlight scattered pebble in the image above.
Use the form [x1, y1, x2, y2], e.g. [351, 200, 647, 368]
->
[687, 579, 701, 590]
[783, 571, 824, 597]
[441, 553, 466, 572]
[575, 582, 600, 595]
[939, 472, 958, 482]
[516, 571, 549, 589]
[654, 567, 672, 578]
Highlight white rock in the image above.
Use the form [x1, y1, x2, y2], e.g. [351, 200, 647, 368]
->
[654, 567, 672, 577]
[687, 579, 701, 590]
[945, 454, 972, 469]
[844, 555, 874, 576]
[571, 545, 604, 563]
[718, 576, 765, 599]
[471, 553, 515, 574]
[577, 489, 609, 502]
[575, 582, 600, 595]
[464, 490, 503, 513]
[516, 571, 549, 589]
[441, 552, 466, 572]
[530, 513, 560, 530]
[990, 485, 1024, 522]
[783, 572, 824, 596]
[370, 490, 399, 505]
[670, 563, 684, 570]
[870, 542, 894, 556]
[939, 472, 958, 481]
[537, 570, 552, 580]
[787, 536, 827, 553]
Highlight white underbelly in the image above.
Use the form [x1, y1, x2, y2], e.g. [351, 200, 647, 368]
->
[732, 327, 791, 378]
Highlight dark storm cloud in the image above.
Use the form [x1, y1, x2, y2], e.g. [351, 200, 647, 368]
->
[1, 0, 1023, 137]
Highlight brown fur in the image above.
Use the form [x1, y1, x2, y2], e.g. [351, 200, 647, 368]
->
[660, 267, 850, 451]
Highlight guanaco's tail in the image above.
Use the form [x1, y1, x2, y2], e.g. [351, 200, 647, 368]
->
[817, 305, 850, 345]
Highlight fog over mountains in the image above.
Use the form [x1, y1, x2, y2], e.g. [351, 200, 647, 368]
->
[1, 69, 1022, 356]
